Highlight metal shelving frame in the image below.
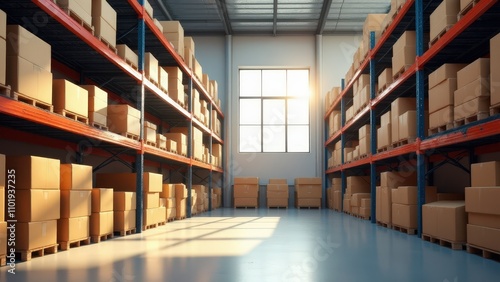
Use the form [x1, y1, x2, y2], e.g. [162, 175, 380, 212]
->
[325, 0, 500, 236]
[0, 0, 225, 231]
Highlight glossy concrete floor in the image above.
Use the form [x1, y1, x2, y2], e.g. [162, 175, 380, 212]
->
[2, 208, 500, 282]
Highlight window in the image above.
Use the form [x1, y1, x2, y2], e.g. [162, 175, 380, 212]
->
[239, 69, 310, 153]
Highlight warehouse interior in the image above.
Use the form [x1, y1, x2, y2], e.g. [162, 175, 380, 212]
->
[1, 0, 500, 280]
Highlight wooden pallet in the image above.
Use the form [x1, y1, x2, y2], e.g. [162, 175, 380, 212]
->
[97, 36, 117, 53]
[234, 206, 258, 209]
[354, 214, 371, 220]
[13, 92, 54, 112]
[167, 217, 176, 222]
[91, 233, 114, 243]
[392, 224, 417, 235]
[377, 221, 392, 229]
[120, 132, 140, 141]
[358, 154, 368, 160]
[0, 84, 12, 98]
[56, 109, 89, 124]
[59, 237, 91, 251]
[146, 75, 159, 87]
[297, 206, 321, 209]
[378, 83, 389, 95]
[122, 58, 139, 71]
[143, 223, 158, 230]
[91, 122, 108, 131]
[377, 145, 393, 153]
[175, 216, 187, 220]
[145, 140, 157, 147]
[333, 208, 341, 212]
[268, 206, 288, 209]
[0, 255, 5, 267]
[114, 228, 136, 236]
[454, 112, 489, 127]
[467, 244, 500, 261]
[392, 137, 416, 148]
[458, 0, 480, 20]
[490, 103, 500, 116]
[428, 123, 454, 135]
[61, 7, 94, 35]
[422, 234, 465, 250]
[17, 244, 58, 262]
[429, 25, 453, 48]
[393, 65, 412, 80]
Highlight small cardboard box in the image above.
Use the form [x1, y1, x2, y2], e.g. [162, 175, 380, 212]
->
[454, 78, 490, 106]
[57, 216, 89, 243]
[144, 121, 157, 144]
[60, 164, 93, 191]
[7, 155, 60, 190]
[92, 188, 114, 213]
[159, 66, 169, 91]
[16, 189, 61, 222]
[82, 85, 108, 116]
[351, 193, 371, 207]
[422, 201, 466, 242]
[161, 184, 176, 198]
[392, 46, 416, 76]
[175, 184, 188, 199]
[157, 134, 167, 149]
[61, 190, 92, 218]
[113, 192, 137, 211]
[392, 186, 437, 205]
[457, 58, 490, 89]
[16, 220, 57, 251]
[428, 64, 466, 89]
[380, 171, 417, 188]
[144, 192, 160, 209]
[116, 44, 138, 68]
[465, 186, 500, 215]
[471, 161, 500, 187]
[429, 78, 457, 113]
[377, 124, 391, 149]
[93, 16, 116, 47]
[90, 211, 114, 236]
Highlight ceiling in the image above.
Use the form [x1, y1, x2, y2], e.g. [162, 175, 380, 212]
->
[150, 0, 391, 36]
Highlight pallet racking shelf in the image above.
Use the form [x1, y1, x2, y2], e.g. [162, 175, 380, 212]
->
[0, 0, 225, 230]
[325, 0, 500, 235]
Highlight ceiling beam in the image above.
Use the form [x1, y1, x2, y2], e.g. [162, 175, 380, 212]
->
[273, 0, 278, 36]
[215, 0, 233, 35]
[316, 0, 333, 34]
[155, 0, 173, 21]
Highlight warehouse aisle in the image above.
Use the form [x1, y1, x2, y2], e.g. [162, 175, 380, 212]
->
[2, 208, 500, 282]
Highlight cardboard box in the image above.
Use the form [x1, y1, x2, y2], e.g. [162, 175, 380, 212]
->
[91, 188, 113, 213]
[363, 14, 386, 36]
[429, 0, 460, 40]
[163, 66, 183, 81]
[392, 45, 416, 75]
[422, 201, 466, 242]
[346, 176, 370, 190]
[361, 198, 371, 208]
[392, 97, 416, 118]
[380, 171, 417, 188]
[429, 78, 457, 113]
[175, 184, 188, 199]
[343, 198, 351, 213]
[392, 203, 417, 229]
[157, 206, 167, 224]
[144, 0, 153, 18]
[145, 52, 159, 84]
[16, 220, 57, 251]
[351, 193, 371, 207]
[457, 58, 490, 89]
[467, 224, 500, 252]
[143, 208, 156, 226]
[358, 125, 371, 139]
[114, 210, 136, 232]
[60, 164, 92, 191]
[116, 44, 138, 68]
[7, 155, 60, 190]
[96, 172, 163, 193]
[468, 213, 500, 229]
[380, 187, 395, 224]
[0, 186, 4, 221]
[0, 9, 6, 39]
[234, 198, 258, 207]
[164, 133, 187, 154]
[165, 198, 175, 208]
[429, 64, 466, 89]
[0, 38, 5, 85]
[93, 16, 116, 47]
[159, 66, 168, 91]
[359, 136, 371, 156]
[61, 190, 92, 218]
[267, 198, 288, 208]
[398, 111, 427, 141]
[175, 198, 186, 218]
[167, 207, 176, 219]
[378, 68, 393, 92]
[392, 186, 438, 205]
[296, 198, 321, 208]
[143, 121, 157, 144]
[92, 0, 117, 27]
[0, 222, 6, 256]
[144, 192, 160, 209]
[454, 96, 489, 120]
[295, 185, 322, 198]
[57, 216, 89, 243]
[82, 85, 107, 117]
[465, 186, 500, 215]
[381, 111, 391, 125]
[0, 153, 5, 191]
[491, 33, 500, 106]
[454, 78, 490, 106]
[161, 184, 176, 198]
[90, 211, 114, 236]
[16, 189, 60, 222]
[233, 184, 259, 198]
[377, 124, 391, 149]
[114, 192, 137, 211]
[153, 18, 163, 33]
[107, 104, 141, 136]
[235, 177, 260, 185]
[360, 207, 371, 218]
[471, 161, 500, 187]
[429, 106, 454, 129]
[6, 55, 53, 104]
[6, 25, 51, 71]
[159, 20, 184, 34]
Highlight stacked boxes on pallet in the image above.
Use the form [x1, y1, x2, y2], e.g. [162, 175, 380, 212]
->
[361, 14, 386, 59]
[377, 111, 391, 151]
[193, 185, 206, 213]
[0, 154, 6, 262]
[82, 85, 108, 127]
[113, 191, 136, 235]
[392, 31, 416, 78]
[378, 68, 392, 94]
[392, 186, 437, 232]
[55, 0, 92, 29]
[267, 179, 289, 208]
[170, 126, 203, 161]
[213, 187, 222, 208]
[159, 21, 184, 59]
[163, 66, 185, 107]
[358, 125, 371, 157]
[92, 0, 117, 48]
[90, 188, 113, 243]
[53, 79, 89, 120]
[422, 201, 466, 245]
[376, 171, 417, 227]
[351, 193, 371, 217]
[353, 74, 370, 114]
[332, 178, 342, 211]
[344, 176, 370, 214]
[212, 143, 222, 168]
[465, 161, 500, 253]
[454, 58, 490, 122]
[116, 44, 138, 69]
[6, 25, 52, 105]
[491, 34, 500, 108]
[390, 97, 427, 146]
[360, 199, 371, 219]
[144, 52, 159, 85]
[107, 104, 140, 138]
[234, 177, 259, 208]
[164, 132, 185, 155]
[295, 178, 322, 208]
[429, 0, 460, 45]
[184, 37, 195, 70]
[428, 64, 466, 132]
[144, 121, 157, 146]
[175, 184, 188, 219]
[161, 184, 177, 221]
[7, 156, 60, 256]
[59, 164, 92, 249]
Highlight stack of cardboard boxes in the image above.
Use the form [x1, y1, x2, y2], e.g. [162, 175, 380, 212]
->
[144, 121, 158, 147]
[161, 184, 177, 221]
[428, 64, 465, 132]
[377, 111, 391, 150]
[466, 161, 500, 253]
[116, 44, 139, 69]
[144, 52, 159, 86]
[360, 199, 371, 219]
[193, 185, 206, 213]
[212, 143, 222, 168]
[0, 154, 6, 264]
[351, 192, 371, 218]
[422, 201, 466, 246]
[107, 104, 141, 138]
[164, 132, 185, 155]
[113, 191, 136, 235]
[55, 0, 92, 30]
[159, 21, 185, 59]
[8, 156, 60, 257]
[83, 85, 108, 128]
[59, 164, 92, 250]
[143, 177, 162, 229]
[392, 31, 416, 78]
[213, 187, 222, 208]
[352, 74, 370, 114]
[184, 37, 195, 71]
[454, 58, 490, 122]
[328, 111, 341, 138]
[295, 178, 322, 208]
[53, 79, 89, 120]
[164, 66, 185, 107]
[376, 171, 417, 227]
[92, 0, 117, 48]
[358, 124, 371, 157]
[170, 126, 203, 161]
[491, 34, 500, 108]
[175, 184, 188, 220]
[0, 10, 5, 86]
[344, 176, 370, 214]
[429, 0, 460, 45]
[233, 177, 259, 208]
[390, 97, 427, 146]
[378, 68, 393, 94]
[361, 14, 386, 59]
[90, 188, 113, 243]
[391, 185, 437, 232]
[6, 25, 53, 107]
[332, 178, 342, 211]
[266, 179, 289, 208]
